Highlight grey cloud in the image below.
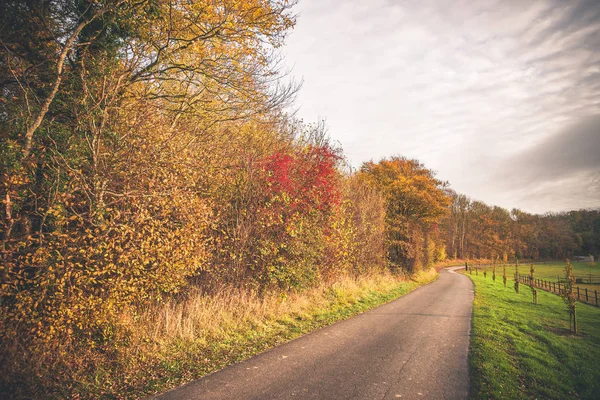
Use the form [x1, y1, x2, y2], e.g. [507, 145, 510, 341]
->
[539, 0, 600, 40]
[492, 115, 600, 212]
[504, 115, 600, 182]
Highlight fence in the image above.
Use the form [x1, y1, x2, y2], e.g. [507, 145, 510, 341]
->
[517, 274, 600, 308]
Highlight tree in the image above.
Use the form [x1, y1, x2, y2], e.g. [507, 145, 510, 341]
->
[530, 263, 538, 304]
[359, 156, 450, 272]
[514, 259, 520, 294]
[0, 0, 298, 345]
[560, 259, 578, 334]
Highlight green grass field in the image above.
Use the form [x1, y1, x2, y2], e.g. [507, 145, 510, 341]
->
[471, 261, 600, 292]
[466, 272, 600, 400]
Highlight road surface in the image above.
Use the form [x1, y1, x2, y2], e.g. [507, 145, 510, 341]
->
[155, 267, 473, 400]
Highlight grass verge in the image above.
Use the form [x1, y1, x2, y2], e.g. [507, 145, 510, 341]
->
[3, 269, 437, 399]
[466, 272, 600, 399]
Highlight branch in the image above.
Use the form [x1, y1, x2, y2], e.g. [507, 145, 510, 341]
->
[22, 4, 120, 158]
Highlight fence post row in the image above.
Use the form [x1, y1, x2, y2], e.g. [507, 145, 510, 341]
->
[512, 270, 598, 307]
[506, 266, 598, 307]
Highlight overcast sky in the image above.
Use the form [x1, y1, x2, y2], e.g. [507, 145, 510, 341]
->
[282, 0, 600, 214]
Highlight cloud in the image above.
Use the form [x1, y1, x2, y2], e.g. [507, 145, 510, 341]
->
[505, 115, 600, 182]
[282, 0, 600, 213]
[491, 115, 600, 212]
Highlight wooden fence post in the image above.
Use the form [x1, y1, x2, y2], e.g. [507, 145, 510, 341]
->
[596, 290, 598, 307]
[577, 287, 580, 300]
[585, 288, 589, 303]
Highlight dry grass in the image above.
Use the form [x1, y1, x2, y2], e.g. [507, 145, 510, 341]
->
[2, 269, 437, 399]
[141, 271, 416, 344]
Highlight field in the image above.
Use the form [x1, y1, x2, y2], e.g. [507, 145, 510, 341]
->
[468, 260, 600, 294]
[466, 271, 600, 399]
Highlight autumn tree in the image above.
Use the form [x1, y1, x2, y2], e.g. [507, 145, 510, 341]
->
[561, 259, 578, 334]
[343, 173, 387, 274]
[440, 191, 470, 259]
[359, 156, 450, 272]
[0, 0, 297, 345]
[530, 263, 538, 304]
[514, 259, 520, 294]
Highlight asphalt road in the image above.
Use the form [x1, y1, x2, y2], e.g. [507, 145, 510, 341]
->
[155, 267, 474, 400]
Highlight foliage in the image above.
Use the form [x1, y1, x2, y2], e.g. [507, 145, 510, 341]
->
[249, 144, 342, 289]
[439, 193, 587, 261]
[514, 261, 520, 294]
[560, 259, 578, 334]
[358, 156, 450, 272]
[530, 263, 538, 304]
[343, 174, 387, 273]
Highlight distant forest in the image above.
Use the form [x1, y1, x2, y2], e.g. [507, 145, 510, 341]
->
[440, 195, 600, 261]
[1, 0, 598, 376]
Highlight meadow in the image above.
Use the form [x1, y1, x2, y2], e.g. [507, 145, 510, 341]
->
[470, 261, 600, 292]
[466, 271, 600, 399]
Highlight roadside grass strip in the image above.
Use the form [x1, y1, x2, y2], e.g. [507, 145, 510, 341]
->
[34, 270, 437, 399]
[140, 270, 438, 398]
[467, 273, 600, 400]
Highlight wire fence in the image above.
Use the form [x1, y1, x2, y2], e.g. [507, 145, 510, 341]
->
[517, 274, 600, 308]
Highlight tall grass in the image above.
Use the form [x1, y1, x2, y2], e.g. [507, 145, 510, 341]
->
[2, 269, 437, 399]
[154, 271, 436, 338]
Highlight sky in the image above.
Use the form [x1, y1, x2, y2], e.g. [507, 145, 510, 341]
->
[281, 0, 600, 214]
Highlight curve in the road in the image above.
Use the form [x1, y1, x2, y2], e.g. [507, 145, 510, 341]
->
[154, 267, 474, 400]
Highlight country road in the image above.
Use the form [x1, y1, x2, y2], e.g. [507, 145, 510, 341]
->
[155, 267, 474, 400]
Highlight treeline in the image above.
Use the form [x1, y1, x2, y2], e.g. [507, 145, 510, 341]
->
[440, 194, 600, 261]
[0, 0, 599, 394]
[0, 0, 391, 350]
[0, 0, 400, 365]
